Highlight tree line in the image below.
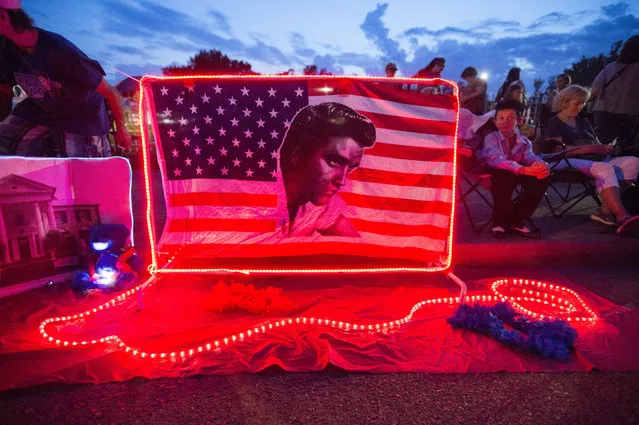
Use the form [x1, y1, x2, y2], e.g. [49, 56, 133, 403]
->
[164, 42, 625, 95]
[162, 49, 332, 76]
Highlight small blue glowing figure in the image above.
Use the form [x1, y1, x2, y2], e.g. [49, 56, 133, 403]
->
[72, 224, 144, 294]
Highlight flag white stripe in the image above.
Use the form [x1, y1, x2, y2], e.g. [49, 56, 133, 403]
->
[165, 206, 279, 220]
[165, 205, 451, 228]
[360, 156, 453, 175]
[375, 128, 454, 149]
[310, 94, 456, 122]
[343, 206, 450, 228]
[342, 180, 453, 202]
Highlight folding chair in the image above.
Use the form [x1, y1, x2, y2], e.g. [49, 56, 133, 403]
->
[536, 139, 601, 218]
[457, 145, 494, 232]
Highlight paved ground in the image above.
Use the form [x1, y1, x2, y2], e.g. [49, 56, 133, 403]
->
[1, 264, 637, 425]
[1, 166, 638, 425]
[0, 369, 638, 425]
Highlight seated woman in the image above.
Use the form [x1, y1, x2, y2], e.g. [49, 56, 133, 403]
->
[543, 84, 639, 234]
[479, 100, 551, 239]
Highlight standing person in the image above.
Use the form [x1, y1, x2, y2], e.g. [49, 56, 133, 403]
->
[414, 57, 446, 79]
[413, 57, 446, 93]
[495, 67, 526, 104]
[385, 62, 398, 78]
[460, 67, 487, 115]
[384, 62, 402, 90]
[479, 100, 551, 239]
[546, 73, 571, 109]
[0, 0, 131, 157]
[278, 102, 376, 237]
[590, 34, 639, 146]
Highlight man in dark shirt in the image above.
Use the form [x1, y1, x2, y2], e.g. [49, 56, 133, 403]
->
[0, 1, 130, 156]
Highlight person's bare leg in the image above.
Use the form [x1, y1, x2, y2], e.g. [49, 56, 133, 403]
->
[602, 180, 637, 216]
[599, 186, 631, 224]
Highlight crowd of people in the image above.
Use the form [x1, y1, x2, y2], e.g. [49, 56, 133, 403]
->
[392, 34, 639, 237]
[1, 0, 637, 237]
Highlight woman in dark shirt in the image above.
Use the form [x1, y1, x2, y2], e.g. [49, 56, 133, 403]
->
[542, 85, 639, 234]
[543, 113, 598, 146]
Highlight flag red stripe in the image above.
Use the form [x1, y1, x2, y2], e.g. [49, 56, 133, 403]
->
[168, 192, 278, 207]
[308, 79, 458, 110]
[348, 79, 458, 109]
[360, 110, 455, 136]
[339, 192, 451, 214]
[159, 242, 443, 264]
[167, 218, 277, 233]
[348, 218, 449, 239]
[366, 142, 453, 162]
[349, 168, 453, 188]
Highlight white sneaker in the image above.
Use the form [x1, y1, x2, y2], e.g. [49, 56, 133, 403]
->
[490, 226, 506, 239]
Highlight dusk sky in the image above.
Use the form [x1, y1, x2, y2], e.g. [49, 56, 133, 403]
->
[25, 0, 639, 96]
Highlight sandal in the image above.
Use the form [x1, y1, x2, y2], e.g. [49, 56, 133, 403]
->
[590, 209, 616, 226]
[616, 215, 639, 235]
[508, 225, 541, 239]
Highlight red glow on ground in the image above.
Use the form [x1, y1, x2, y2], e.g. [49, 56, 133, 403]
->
[39, 277, 597, 362]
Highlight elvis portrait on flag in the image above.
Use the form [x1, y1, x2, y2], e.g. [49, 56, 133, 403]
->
[145, 77, 457, 267]
[277, 102, 376, 238]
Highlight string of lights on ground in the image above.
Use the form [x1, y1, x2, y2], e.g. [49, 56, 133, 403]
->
[38, 276, 598, 362]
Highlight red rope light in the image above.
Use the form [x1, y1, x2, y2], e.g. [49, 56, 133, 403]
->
[38, 277, 597, 361]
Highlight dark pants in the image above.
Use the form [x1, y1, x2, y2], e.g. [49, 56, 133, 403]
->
[594, 111, 637, 145]
[490, 169, 550, 228]
[0, 114, 111, 157]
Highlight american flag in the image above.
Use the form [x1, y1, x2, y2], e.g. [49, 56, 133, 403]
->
[146, 77, 457, 268]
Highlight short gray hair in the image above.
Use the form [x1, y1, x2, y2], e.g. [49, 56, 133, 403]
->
[552, 84, 590, 113]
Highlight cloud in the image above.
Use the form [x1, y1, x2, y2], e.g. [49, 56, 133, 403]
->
[476, 18, 520, 30]
[360, 4, 405, 62]
[98, 0, 291, 69]
[527, 12, 571, 30]
[107, 44, 151, 59]
[246, 35, 292, 66]
[403, 26, 476, 38]
[356, 1, 639, 92]
[208, 10, 232, 34]
[511, 57, 535, 71]
[111, 63, 164, 80]
[602, 2, 630, 18]
[96, 0, 638, 90]
[290, 32, 316, 58]
[401, 17, 521, 42]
